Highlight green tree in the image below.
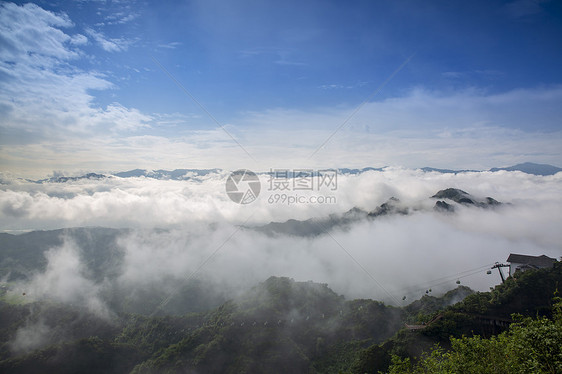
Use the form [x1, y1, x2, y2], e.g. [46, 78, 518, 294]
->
[387, 297, 562, 374]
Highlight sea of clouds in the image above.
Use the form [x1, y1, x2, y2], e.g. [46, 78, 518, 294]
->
[1, 168, 561, 311]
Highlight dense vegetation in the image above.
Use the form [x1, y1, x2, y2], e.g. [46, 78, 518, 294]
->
[387, 297, 562, 373]
[1, 229, 560, 373]
[0, 276, 409, 373]
[0, 262, 560, 373]
[350, 261, 562, 373]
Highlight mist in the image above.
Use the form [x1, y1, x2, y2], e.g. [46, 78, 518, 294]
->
[3, 169, 561, 311]
[1, 168, 561, 228]
[11, 239, 111, 318]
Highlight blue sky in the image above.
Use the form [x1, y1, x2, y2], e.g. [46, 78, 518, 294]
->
[1, 0, 562, 177]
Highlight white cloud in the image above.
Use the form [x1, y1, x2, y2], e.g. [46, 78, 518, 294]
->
[0, 2, 77, 66]
[239, 85, 562, 134]
[70, 33, 88, 45]
[0, 2, 152, 177]
[158, 41, 182, 49]
[1, 168, 561, 235]
[96, 103, 152, 131]
[84, 27, 131, 52]
[227, 86, 562, 170]
[113, 12, 139, 25]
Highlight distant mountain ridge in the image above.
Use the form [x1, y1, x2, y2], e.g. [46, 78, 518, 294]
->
[29, 169, 222, 183]
[488, 162, 562, 176]
[113, 168, 221, 180]
[35, 173, 108, 183]
[422, 162, 561, 175]
[20, 162, 562, 184]
[420, 167, 479, 174]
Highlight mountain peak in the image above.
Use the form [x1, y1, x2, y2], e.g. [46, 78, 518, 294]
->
[432, 188, 470, 201]
[238, 276, 343, 314]
[432, 188, 502, 209]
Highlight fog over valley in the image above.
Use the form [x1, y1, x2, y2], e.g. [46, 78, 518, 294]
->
[2, 168, 560, 309]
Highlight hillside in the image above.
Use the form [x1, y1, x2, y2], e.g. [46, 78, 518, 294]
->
[351, 261, 562, 373]
[255, 188, 501, 237]
[0, 263, 560, 373]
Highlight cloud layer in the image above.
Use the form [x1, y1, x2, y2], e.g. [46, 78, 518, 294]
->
[3, 169, 561, 307]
